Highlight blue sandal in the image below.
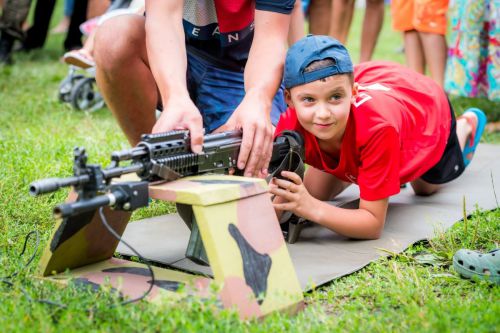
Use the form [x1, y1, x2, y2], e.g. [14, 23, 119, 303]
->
[460, 108, 487, 167]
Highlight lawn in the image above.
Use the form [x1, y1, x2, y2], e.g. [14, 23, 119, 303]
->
[0, 5, 499, 332]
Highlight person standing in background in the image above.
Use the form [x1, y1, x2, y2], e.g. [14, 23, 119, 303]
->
[306, 0, 385, 63]
[445, 0, 499, 102]
[51, 0, 75, 34]
[0, 0, 112, 65]
[358, 0, 385, 62]
[307, 0, 331, 35]
[0, 0, 32, 64]
[391, 0, 449, 86]
[22, 0, 57, 51]
[288, 0, 306, 45]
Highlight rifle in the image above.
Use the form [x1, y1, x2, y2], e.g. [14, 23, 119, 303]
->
[30, 130, 305, 216]
[30, 130, 306, 258]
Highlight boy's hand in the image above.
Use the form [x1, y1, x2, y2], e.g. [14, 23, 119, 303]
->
[216, 91, 273, 178]
[269, 171, 316, 221]
[152, 97, 204, 154]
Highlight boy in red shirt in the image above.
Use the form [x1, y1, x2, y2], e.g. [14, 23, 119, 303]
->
[271, 35, 487, 239]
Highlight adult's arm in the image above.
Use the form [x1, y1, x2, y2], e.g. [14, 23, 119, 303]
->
[145, 0, 204, 153]
[219, 7, 292, 177]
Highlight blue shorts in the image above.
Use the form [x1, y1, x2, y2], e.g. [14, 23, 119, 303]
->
[186, 51, 286, 133]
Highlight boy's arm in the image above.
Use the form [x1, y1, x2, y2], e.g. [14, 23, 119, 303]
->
[218, 9, 291, 178]
[270, 171, 388, 239]
[273, 166, 351, 226]
[145, 0, 204, 153]
[311, 197, 388, 239]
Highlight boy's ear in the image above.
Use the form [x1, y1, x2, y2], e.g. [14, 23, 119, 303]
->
[284, 89, 293, 107]
[351, 82, 359, 103]
[352, 82, 359, 96]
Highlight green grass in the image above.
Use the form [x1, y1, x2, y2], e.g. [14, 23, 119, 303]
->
[1, 5, 499, 332]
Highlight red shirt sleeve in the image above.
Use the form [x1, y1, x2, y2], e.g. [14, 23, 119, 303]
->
[357, 126, 401, 201]
[274, 107, 299, 137]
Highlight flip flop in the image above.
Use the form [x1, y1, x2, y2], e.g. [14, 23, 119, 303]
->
[63, 49, 95, 69]
[460, 108, 487, 167]
[453, 249, 500, 284]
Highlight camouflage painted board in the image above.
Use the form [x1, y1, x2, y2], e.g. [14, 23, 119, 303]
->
[149, 174, 268, 205]
[149, 175, 304, 319]
[41, 257, 211, 304]
[38, 191, 133, 277]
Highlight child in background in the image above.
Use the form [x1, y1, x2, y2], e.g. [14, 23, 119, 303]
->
[63, 0, 144, 69]
[391, 0, 449, 86]
[270, 35, 487, 239]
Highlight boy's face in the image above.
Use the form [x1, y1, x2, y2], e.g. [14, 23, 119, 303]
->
[285, 74, 356, 145]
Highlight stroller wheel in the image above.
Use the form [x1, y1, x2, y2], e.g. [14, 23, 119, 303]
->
[69, 77, 104, 112]
[58, 74, 85, 103]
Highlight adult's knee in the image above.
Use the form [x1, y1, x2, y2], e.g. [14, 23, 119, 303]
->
[94, 15, 146, 72]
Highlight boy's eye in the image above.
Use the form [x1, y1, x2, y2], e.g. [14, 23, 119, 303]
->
[330, 94, 343, 101]
[302, 97, 314, 103]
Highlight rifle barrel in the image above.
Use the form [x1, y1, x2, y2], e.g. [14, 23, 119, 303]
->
[29, 175, 90, 196]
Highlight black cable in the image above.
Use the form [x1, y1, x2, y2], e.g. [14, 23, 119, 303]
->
[0, 230, 67, 308]
[98, 207, 156, 306]
[1, 230, 39, 280]
[1, 206, 156, 310]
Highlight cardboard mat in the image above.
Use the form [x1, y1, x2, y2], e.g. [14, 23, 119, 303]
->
[117, 144, 500, 290]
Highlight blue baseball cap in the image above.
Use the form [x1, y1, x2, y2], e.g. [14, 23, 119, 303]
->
[284, 35, 353, 89]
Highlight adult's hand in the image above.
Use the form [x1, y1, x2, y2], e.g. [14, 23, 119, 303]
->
[152, 96, 204, 153]
[217, 90, 273, 178]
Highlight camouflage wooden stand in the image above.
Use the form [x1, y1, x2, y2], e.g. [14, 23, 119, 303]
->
[38, 175, 303, 318]
[150, 175, 304, 317]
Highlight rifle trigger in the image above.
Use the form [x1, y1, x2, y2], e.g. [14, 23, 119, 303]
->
[151, 161, 183, 181]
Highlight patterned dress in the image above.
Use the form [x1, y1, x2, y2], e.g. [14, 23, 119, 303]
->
[444, 0, 499, 101]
